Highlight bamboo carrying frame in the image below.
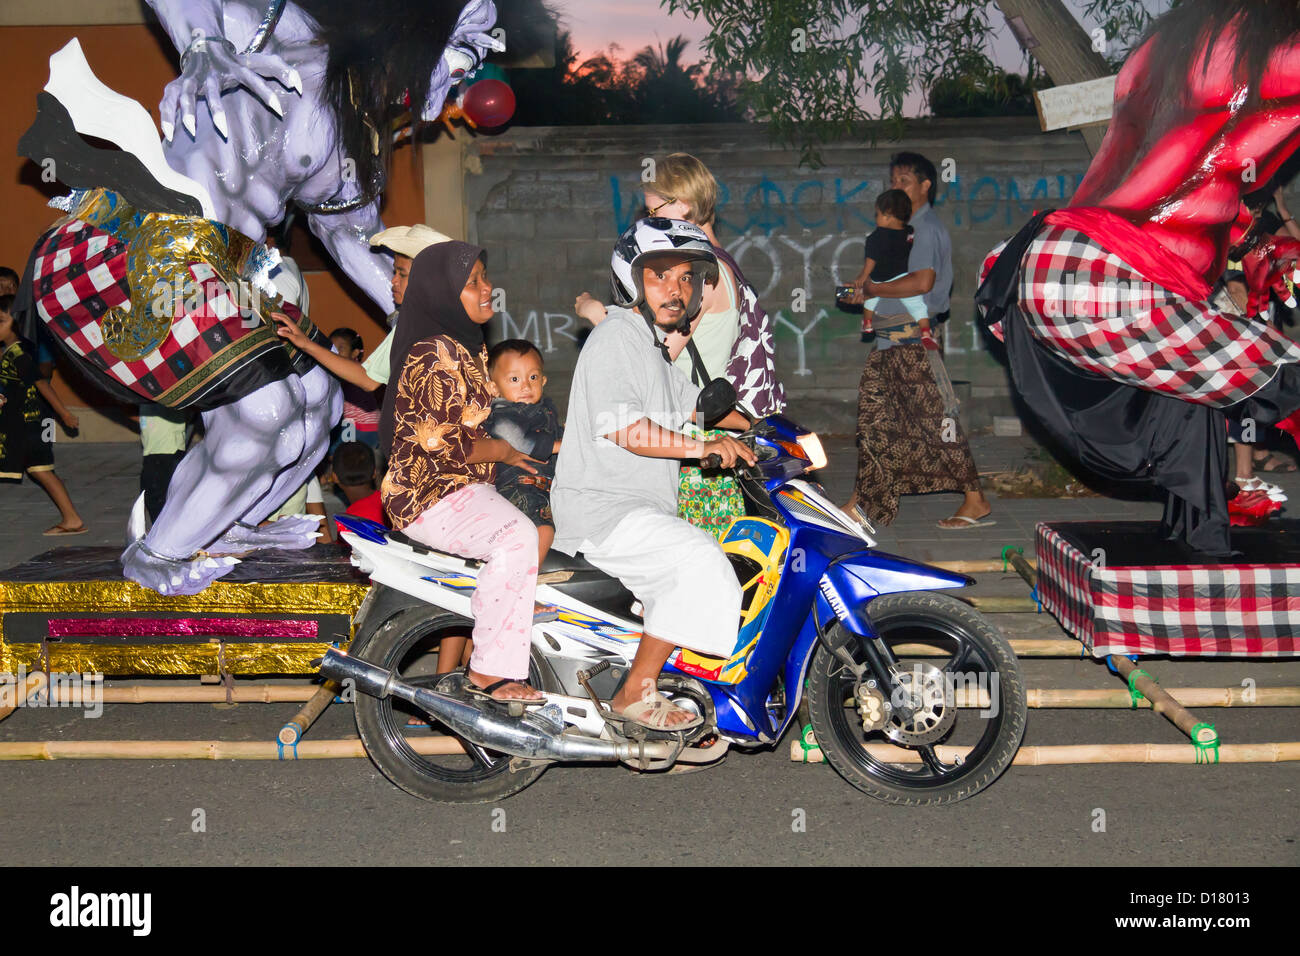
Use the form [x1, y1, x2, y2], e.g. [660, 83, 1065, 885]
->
[1, 557, 1296, 768]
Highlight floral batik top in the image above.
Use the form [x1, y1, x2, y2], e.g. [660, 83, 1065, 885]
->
[381, 336, 495, 530]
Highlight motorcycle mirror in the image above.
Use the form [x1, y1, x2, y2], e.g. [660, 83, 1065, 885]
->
[696, 378, 737, 429]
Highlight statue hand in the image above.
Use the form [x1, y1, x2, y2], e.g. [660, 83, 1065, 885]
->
[159, 31, 303, 142]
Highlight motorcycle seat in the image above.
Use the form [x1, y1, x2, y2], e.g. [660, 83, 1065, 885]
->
[384, 529, 607, 579]
[539, 551, 603, 574]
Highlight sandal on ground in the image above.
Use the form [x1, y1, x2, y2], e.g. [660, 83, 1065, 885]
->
[937, 514, 996, 531]
[533, 603, 561, 624]
[463, 676, 546, 706]
[43, 523, 88, 536]
[613, 692, 704, 732]
[1253, 451, 1298, 473]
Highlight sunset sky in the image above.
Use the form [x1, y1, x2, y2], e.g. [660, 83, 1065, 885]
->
[547, 0, 1115, 116]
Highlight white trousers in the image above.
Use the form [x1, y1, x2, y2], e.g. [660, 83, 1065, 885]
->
[581, 508, 742, 658]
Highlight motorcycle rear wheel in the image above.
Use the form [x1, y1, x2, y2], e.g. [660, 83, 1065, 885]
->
[351, 607, 556, 804]
[805, 592, 1026, 805]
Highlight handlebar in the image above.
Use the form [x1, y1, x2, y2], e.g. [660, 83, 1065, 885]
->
[700, 425, 767, 474]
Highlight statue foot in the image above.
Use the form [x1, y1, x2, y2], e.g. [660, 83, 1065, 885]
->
[205, 515, 325, 555]
[121, 540, 240, 596]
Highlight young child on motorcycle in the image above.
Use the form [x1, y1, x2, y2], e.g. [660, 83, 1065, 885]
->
[483, 339, 563, 563]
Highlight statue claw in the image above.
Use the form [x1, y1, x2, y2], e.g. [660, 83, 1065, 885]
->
[122, 539, 240, 596]
[287, 68, 302, 95]
[182, 112, 196, 138]
[212, 109, 229, 140]
[161, 119, 174, 142]
[266, 92, 283, 117]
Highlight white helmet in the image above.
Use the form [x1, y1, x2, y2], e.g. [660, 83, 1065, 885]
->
[609, 217, 719, 314]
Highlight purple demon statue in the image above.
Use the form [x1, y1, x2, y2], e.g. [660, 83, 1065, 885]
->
[15, 1, 503, 594]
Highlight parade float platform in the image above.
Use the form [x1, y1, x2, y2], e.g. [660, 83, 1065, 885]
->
[0, 545, 368, 678]
[1034, 520, 1300, 658]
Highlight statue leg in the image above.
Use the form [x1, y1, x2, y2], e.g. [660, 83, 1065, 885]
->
[204, 367, 342, 551]
[121, 375, 310, 594]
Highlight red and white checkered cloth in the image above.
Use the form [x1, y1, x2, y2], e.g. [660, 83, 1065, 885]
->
[981, 226, 1300, 407]
[32, 218, 282, 408]
[1036, 522, 1300, 657]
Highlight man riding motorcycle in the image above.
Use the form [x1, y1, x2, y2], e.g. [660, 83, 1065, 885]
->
[550, 218, 757, 731]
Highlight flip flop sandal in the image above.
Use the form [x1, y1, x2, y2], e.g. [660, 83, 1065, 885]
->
[937, 515, 997, 530]
[43, 523, 88, 536]
[614, 692, 704, 732]
[533, 604, 561, 624]
[462, 677, 546, 707]
[1253, 451, 1298, 473]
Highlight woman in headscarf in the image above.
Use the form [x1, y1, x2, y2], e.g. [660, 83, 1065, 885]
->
[380, 241, 544, 704]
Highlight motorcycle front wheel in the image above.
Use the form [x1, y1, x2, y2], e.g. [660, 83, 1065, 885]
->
[805, 592, 1026, 805]
[351, 607, 556, 804]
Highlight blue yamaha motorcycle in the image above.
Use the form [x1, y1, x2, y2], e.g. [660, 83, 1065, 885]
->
[321, 409, 1027, 805]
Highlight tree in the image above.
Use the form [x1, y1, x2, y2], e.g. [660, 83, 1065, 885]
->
[928, 67, 1050, 118]
[508, 30, 743, 125]
[626, 36, 745, 122]
[509, 31, 636, 124]
[662, 0, 1165, 164]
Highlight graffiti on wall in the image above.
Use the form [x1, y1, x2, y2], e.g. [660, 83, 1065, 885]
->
[487, 169, 1084, 371]
[610, 172, 1086, 236]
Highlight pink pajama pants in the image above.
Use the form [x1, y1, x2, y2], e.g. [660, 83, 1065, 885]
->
[403, 483, 539, 681]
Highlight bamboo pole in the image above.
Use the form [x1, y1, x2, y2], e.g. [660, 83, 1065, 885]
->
[1008, 551, 1038, 590]
[1110, 656, 1219, 744]
[100, 685, 318, 704]
[790, 739, 1300, 764]
[953, 686, 1300, 709]
[1025, 686, 1300, 709]
[889, 639, 1083, 657]
[278, 681, 339, 745]
[967, 596, 1040, 613]
[931, 559, 1037, 574]
[0, 671, 47, 721]
[0, 735, 466, 760]
[842, 686, 1300, 709]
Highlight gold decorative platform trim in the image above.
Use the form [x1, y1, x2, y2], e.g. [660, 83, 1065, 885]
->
[0, 580, 369, 616]
[0, 641, 343, 676]
[0, 578, 369, 676]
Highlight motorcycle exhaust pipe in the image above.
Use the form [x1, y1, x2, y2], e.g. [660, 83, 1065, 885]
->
[319, 649, 676, 764]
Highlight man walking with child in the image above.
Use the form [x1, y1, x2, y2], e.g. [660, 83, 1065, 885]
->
[845, 152, 994, 531]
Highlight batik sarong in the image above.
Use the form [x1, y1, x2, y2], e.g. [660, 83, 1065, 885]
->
[853, 327, 980, 525]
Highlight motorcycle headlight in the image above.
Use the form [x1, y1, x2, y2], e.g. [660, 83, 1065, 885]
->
[797, 432, 828, 471]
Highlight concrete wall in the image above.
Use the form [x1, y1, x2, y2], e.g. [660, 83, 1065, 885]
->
[467, 118, 1093, 433]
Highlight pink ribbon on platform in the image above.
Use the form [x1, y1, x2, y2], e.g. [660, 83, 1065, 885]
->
[47, 618, 320, 640]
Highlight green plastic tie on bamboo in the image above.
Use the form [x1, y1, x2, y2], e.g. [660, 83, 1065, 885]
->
[797, 723, 820, 762]
[1126, 668, 1155, 708]
[1191, 723, 1220, 764]
[1000, 545, 1023, 573]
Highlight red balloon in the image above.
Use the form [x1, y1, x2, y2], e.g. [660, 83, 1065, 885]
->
[461, 79, 516, 128]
